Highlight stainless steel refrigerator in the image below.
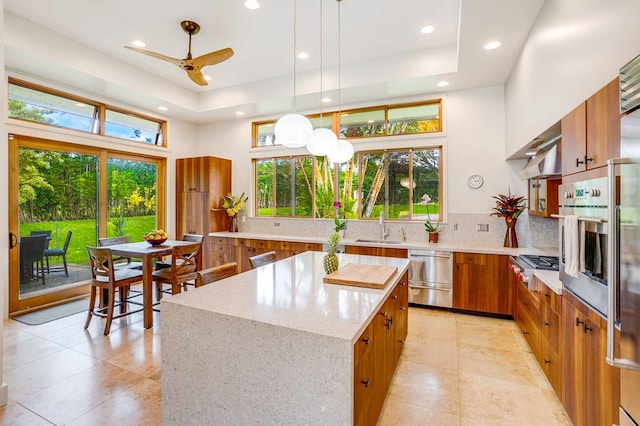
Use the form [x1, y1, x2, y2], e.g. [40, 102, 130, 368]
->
[607, 54, 640, 426]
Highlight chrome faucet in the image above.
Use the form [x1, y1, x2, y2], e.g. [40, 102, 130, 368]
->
[379, 212, 389, 240]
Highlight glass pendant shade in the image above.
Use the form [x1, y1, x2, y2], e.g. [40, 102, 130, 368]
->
[274, 113, 313, 148]
[327, 138, 354, 163]
[306, 128, 338, 156]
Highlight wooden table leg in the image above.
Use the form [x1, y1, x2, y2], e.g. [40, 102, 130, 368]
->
[143, 256, 153, 329]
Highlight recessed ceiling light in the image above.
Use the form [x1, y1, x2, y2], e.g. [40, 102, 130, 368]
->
[367, 120, 375, 123]
[204, 75, 212, 81]
[321, 97, 332, 103]
[484, 41, 502, 50]
[421, 25, 435, 34]
[132, 40, 146, 48]
[244, 0, 260, 10]
[158, 106, 168, 111]
[297, 52, 309, 59]
[236, 111, 246, 116]
[437, 81, 449, 87]
[75, 102, 87, 107]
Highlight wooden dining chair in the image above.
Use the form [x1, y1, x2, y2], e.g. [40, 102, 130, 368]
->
[153, 242, 201, 300]
[98, 236, 142, 269]
[249, 251, 277, 269]
[85, 246, 144, 335]
[195, 262, 238, 287]
[155, 234, 204, 270]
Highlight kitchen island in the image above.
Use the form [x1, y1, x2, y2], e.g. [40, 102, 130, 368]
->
[161, 251, 410, 425]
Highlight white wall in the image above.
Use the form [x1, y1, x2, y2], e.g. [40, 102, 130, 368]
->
[505, 0, 640, 157]
[198, 85, 526, 217]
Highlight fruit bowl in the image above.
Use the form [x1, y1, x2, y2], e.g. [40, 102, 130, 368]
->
[145, 237, 167, 246]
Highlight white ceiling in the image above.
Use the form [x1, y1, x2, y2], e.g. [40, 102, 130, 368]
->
[3, 0, 544, 124]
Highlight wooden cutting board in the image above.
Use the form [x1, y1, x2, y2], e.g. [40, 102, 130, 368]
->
[323, 263, 398, 289]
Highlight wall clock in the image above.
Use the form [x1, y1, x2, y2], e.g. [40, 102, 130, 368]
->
[467, 174, 484, 189]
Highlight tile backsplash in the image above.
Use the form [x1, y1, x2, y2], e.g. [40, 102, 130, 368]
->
[238, 213, 558, 249]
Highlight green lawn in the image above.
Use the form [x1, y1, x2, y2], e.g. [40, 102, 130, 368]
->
[257, 203, 440, 219]
[21, 216, 156, 265]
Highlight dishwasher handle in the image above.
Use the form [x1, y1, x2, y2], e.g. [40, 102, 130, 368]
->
[408, 251, 452, 259]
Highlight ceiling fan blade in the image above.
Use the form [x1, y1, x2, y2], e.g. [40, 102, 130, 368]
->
[186, 70, 208, 86]
[124, 46, 182, 66]
[192, 48, 235, 69]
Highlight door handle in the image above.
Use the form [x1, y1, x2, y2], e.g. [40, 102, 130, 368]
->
[9, 232, 17, 249]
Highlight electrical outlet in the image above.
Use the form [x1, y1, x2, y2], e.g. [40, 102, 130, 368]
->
[274, 222, 280, 227]
[453, 223, 458, 231]
[476, 223, 489, 232]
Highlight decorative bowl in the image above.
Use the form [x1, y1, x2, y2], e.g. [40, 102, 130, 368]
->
[145, 237, 167, 246]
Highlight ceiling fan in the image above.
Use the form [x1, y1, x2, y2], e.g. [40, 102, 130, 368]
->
[125, 21, 234, 86]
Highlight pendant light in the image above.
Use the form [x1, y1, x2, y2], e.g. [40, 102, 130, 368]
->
[327, 0, 354, 164]
[275, 0, 313, 148]
[307, 0, 338, 156]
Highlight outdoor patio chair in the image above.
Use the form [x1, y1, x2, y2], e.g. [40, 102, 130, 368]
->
[44, 230, 72, 276]
[30, 230, 52, 249]
[20, 235, 48, 286]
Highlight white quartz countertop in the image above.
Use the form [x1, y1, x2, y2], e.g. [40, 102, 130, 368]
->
[210, 231, 558, 257]
[162, 251, 410, 344]
[534, 270, 563, 295]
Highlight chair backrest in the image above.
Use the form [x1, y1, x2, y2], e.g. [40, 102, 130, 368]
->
[98, 236, 131, 247]
[249, 251, 277, 269]
[30, 230, 52, 249]
[21, 235, 48, 262]
[86, 246, 116, 282]
[170, 242, 201, 276]
[61, 230, 73, 252]
[182, 234, 204, 243]
[196, 262, 238, 287]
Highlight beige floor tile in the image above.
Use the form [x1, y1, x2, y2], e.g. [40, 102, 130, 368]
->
[459, 371, 561, 425]
[0, 399, 52, 426]
[68, 378, 161, 426]
[2, 334, 65, 371]
[457, 342, 538, 387]
[541, 388, 572, 425]
[379, 396, 461, 426]
[456, 318, 523, 353]
[387, 359, 460, 415]
[18, 362, 144, 425]
[401, 334, 458, 371]
[408, 307, 457, 340]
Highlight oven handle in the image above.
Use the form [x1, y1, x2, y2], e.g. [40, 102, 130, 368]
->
[606, 157, 640, 370]
[550, 214, 606, 223]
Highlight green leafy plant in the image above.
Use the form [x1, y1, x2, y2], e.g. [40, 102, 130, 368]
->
[333, 200, 347, 232]
[420, 193, 440, 233]
[490, 191, 526, 219]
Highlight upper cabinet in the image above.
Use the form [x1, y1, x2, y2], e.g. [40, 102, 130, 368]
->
[561, 78, 620, 177]
[528, 178, 561, 218]
[176, 156, 231, 194]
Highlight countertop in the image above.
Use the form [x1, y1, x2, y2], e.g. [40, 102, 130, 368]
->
[534, 270, 563, 295]
[162, 251, 410, 343]
[210, 231, 558, 257]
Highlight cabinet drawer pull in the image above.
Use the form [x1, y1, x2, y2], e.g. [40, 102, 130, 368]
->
[576, 317, 584, 327]
[523, 301, 528, 307]
[544, 321, 550, 327]
[362, 337, 370, 345]
[392, 295, 398, 300]
[584, 324, 592, 333]
[523, 331, 529, 335]
[543, 358, 551, 364]
[400, 306, 406, 311]
[361, 379, 370, 388]
[380, 311, 388, 317]
[576, 157, 584, 167]
[400, 281, 407, 286]
[585, 155, 594, 164]
[398, 339, 405, 345]
[544, 292, 551, 298]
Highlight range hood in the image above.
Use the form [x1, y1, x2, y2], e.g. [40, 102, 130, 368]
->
[520, 137, 562, 179]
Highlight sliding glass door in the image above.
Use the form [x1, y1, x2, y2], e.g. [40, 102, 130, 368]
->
[8, 135, 165, 314]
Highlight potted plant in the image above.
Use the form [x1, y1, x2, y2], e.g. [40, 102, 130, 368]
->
[222, 192, 248, 232]
[420, 194, 440, 243]
[333, 200, 347, 237]
[490, 190, 526, 247]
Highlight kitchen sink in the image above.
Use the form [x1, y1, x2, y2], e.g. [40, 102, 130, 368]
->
[354, 239, 403, 245]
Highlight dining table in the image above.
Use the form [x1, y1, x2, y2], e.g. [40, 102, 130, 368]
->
[105, 239, 194, 329]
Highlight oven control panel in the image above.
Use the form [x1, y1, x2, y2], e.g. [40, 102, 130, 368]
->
[559, 177, 608, 207]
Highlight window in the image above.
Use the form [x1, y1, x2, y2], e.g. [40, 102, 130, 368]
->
[8, 78, 166, 146]
[251, 99, 442, 147]
[253, 146, 442, 221]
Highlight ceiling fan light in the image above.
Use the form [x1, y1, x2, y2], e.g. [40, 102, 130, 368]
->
[307, 128, 338, 156]
[274, 113, 313, 147]
[327, 139, 354, 163]
[244, 0, 261, 10]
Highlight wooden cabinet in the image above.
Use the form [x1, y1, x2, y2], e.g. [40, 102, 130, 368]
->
[453, 252, 512, 315]
[561, 292, 620, 426]
[210, 236, 322, 272]
[528, 178, 561, 218]
[176, 156, 231, 269]
[515, 277, 540, 360]
[561, 78, 620, 177]
[354, 272, 408, 425]
[345, 245, 407, 259]
[537, 278, 562, 396]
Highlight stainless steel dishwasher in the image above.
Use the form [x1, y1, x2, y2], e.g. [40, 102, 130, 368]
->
[408, 249, 453, 308]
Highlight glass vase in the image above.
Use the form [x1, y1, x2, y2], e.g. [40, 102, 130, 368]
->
[228, 215, 239, 232]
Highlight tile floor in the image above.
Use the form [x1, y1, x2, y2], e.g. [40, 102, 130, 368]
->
[0, 306, 572, 425]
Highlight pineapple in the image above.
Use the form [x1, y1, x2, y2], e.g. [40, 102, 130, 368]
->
[324, 231, 340, 274]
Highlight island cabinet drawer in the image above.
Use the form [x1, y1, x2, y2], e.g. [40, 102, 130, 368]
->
[454, 252, 487, 265]
[354, 322, 374, 365]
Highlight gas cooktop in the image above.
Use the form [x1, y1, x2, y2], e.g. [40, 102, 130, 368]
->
[519, 255, 559, 271]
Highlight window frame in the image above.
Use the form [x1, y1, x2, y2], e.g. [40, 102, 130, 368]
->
[8, 77, 167, 147]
